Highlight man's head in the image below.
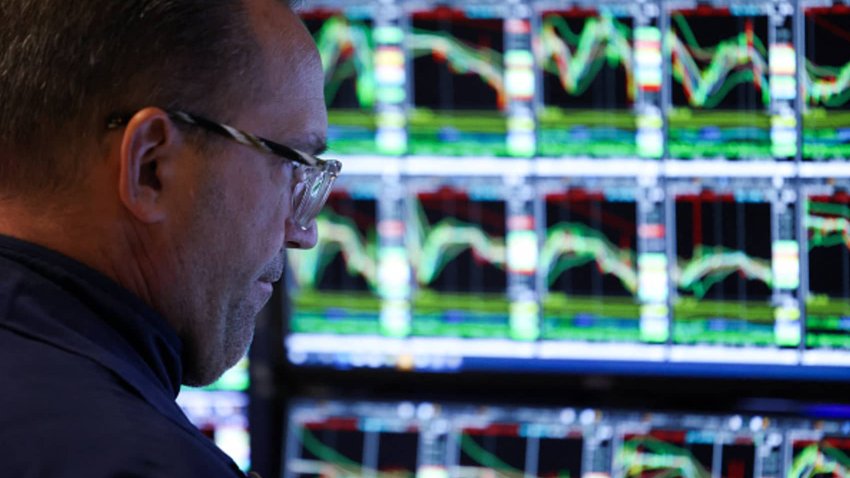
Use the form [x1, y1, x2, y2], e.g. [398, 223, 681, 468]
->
[0, 0, 327, 385]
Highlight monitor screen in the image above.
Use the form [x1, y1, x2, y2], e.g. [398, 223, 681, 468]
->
[283, 398, 850, 478]
[802, 3, 850, 160]
[178, 358, 251, 471]
[302, 5, 382, 155]
[665, 1, 774, 160]
[287, 0, 850, 381]
[406, 2, 509, 156]
[536, 2, 640, 158]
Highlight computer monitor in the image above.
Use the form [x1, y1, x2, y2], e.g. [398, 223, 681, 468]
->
[178, 358, 251, 471]
[285, 0, 850, 381]
[283, 398, 850, 478]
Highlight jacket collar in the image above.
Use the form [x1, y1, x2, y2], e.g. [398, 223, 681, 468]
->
[0, 234, 184, 409]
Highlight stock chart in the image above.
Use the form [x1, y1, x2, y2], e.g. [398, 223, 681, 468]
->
[286, 406, 420, 478]
[619, 429, 762, 478]
[790, 437, 850, 477]
[456, 427, 585, 478]
[275, 4, 850, 476]
[285, 400, 846, 478]
[617, 430, 714, 478]
[542, 187, 640, 342]
[295, 0, 822, 161]
[284, 175, 844, 375]
[803, 5, 850, 160]
[673, 188, 775, 347]
[666, 7, 772, 159]
[290, 420, 419, 478]
[408, 185, 509, 338]
[300, 0, 803, 160]
[286, 1, 850, 378]
[537, 7, 637, 158]
[293, 420, 367, 476]
[537, 436, 585, 478]
[408, 7, 508, 156]
[805, 186, 850, 351]
[289, 187, 382, 336]
[178, 357, 251, 472]
[304, 9, 378, 154]
[459, 427, 528, 478]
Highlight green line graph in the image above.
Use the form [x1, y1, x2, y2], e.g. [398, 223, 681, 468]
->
[804, 11, 850, 108]
[290, 211, 379, 291]
[618, 436, 711, 478]
[806, 60, 850, 108]
[536, 11, 637, 157]
[790, 443, 850, 478]
[408, 199, 506, 287]
[409, 29, 506, 109]
[803, 10, 850, 158]
[675, 245, 773, 299]
[539, 11, 635, 101]
[668, 13, 769, 109]
[459, 435, 525, 478]
[313, 15, 376, 108]
[805, 198, 850, 345]
[297, 428, 365, 477]
[295, 428, 416, 478]
[807, 201, 850, 251]
[541, 222, 638, 295]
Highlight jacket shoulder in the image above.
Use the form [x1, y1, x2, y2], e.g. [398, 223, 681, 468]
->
[0, 328, 242, 477]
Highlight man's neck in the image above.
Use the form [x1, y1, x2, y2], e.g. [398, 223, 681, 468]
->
[0, 200, 156, 308]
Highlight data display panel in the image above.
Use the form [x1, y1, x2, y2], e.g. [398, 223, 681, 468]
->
[289, 178, 385, 338]
[669, 178, 801, 364]
[672, 183, 775, 345]
[615, 412, 783, 478]
[802, 1, 850, 160]
[533, 1, 641, 159]
[284, 399, 850, 478]
[179, 359, 250, 471]
[284, 401, 420, 478]
[406, 178, 511, 338]
[534, 2, 637, 158]
[405, 1, 510, 156]
[663, 0, 776, 160]
[803, 180, 850, 366]
[177, 390, 251, 472]
[538, 179, 644, 345]
[618, 430, 717, 477]
[281, 174, 850, 380]
[788, 435, 850, 477]
[302, 3, 380, 155]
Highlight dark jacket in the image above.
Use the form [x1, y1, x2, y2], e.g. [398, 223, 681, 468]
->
[0, 235, 245, 477]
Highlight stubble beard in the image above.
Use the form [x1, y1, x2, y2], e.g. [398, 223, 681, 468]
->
[182, 292, 258, 387]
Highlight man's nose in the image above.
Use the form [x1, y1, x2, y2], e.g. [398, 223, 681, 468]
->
[284, 217, 318, 249]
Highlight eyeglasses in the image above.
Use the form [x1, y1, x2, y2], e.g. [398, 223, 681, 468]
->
[106, 109, 341, 231]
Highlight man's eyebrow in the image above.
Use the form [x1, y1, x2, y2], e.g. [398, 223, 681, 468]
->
[283, 132, 326, 156]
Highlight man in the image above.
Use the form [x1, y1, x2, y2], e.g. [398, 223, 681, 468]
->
[0, 0, 335, 476]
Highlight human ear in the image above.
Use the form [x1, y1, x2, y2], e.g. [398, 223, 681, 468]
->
[117, 107, 179, 223]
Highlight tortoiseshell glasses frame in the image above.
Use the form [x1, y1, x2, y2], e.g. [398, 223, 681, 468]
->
[107, 109, 341, 231]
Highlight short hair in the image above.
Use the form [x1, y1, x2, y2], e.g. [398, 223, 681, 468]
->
[0, 1, 287, 196]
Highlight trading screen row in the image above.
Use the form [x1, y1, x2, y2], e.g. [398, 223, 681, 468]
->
[177, 359, 252, 472]
[302, 0, 850, 161]
[285, 399, 850, 478]
[286, 173, 850, 377]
